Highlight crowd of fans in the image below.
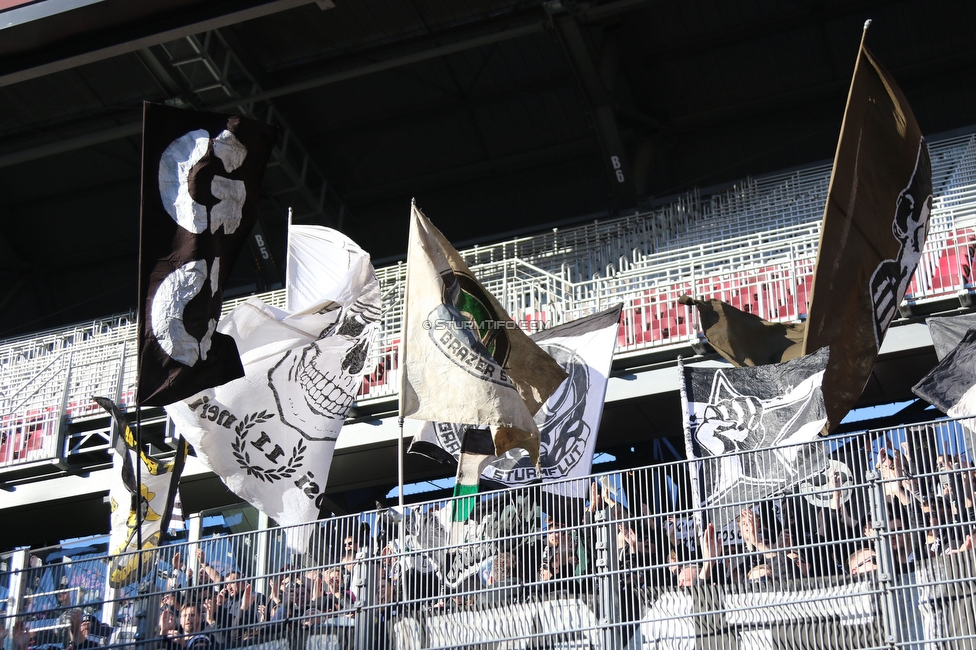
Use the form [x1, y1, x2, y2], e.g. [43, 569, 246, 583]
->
[657, 445, 976, 589]
[5, 441, 976, 649]
[141, 542, 368, 649]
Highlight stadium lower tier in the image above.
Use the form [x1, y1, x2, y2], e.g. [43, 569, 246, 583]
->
[3, 418, 975, 649]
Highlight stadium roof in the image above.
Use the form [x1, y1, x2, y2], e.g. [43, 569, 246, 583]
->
[1, 0, 975, 339]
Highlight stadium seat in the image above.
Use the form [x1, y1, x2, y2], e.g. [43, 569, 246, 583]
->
[797, 275, 813, 318]
[617, 311, 632, 347]
[930, 243, 961, 291]
[631, 306, 647, 344]
[956, 228, 976, 288]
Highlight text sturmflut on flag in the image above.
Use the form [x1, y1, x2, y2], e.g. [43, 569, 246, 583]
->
[410, 305, 622, 499]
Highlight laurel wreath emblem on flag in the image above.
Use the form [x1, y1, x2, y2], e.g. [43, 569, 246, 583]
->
[231, 411, 307, 482]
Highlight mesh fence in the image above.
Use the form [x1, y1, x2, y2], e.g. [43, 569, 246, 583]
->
[3, 417, 976, 648]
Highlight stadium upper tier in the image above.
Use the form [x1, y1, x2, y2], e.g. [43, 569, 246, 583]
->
[2, 128, 976, 470]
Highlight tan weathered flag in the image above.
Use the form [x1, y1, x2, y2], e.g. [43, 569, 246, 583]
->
[678, 295, 805, 367]
[399, 204, 566, 463]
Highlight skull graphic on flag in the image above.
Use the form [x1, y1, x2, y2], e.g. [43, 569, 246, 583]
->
[167, 226, 381, 538]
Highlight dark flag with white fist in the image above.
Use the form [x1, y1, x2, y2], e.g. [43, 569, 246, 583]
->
[680, 347, 831, 528]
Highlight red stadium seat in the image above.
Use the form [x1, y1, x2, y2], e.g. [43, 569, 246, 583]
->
[797, 275, 813, 317]
[617, 315, 629, 348]
[930, 243, 962, 291]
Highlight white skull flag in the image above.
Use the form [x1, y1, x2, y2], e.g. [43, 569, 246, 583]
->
[166, 226, 381, 533]
[138, 102, 277, 407]
[679, 346, 830, 529]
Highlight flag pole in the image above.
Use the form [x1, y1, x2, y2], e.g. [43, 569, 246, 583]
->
[135, 405, 143, 584]
[394, 200, 415, 611]
[134, 102, 148, 586]
[396, 198, 416, 512]
[677, 356, 704, 537]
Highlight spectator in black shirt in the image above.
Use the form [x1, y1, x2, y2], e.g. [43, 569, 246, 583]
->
[167, 600, 213, 649]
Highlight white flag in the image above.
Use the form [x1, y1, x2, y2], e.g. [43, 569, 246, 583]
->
[410, 306, 621, 498]
[167, 226, 381, 534]
[400, 204, 566, 462]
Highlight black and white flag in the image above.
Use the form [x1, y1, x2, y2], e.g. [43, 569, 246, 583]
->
[680, 346, 830, 528]
[95, 396, 187, 587]
[913, 326, 976, 419]
[166, 225, 381, 543]
[137, 103, 277, 407]
[914, 315, 976, 442]
[410, 306, 621, 499]
[801, 34, 932, 431]
[925, 313, 976, 361]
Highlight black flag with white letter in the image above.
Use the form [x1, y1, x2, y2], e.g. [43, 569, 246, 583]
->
[137, 102, 277, 406]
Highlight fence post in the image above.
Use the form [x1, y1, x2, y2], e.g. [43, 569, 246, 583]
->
[7, 548, 28, 625]
[593, 508, 627, 648]
[187, 512, 203, 586]
[867, 468, 901, 648]
[352, 527, 377, 649]
[254, 511, 270, 602]
[101, 550, 118, 634]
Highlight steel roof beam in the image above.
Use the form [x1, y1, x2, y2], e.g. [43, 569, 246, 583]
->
[0, 0, 653, 169]
[547, 3, 637, 209]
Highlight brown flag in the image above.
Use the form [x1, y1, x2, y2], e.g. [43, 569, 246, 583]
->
[802, 28, 931, 430]
[677, 295, 805, 367]
[137, 103, 277, 406]
[684, 26, 931, 432]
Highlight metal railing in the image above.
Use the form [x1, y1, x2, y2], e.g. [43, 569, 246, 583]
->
[4, 130, 976, 469]
[3, 417, 976, 648]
